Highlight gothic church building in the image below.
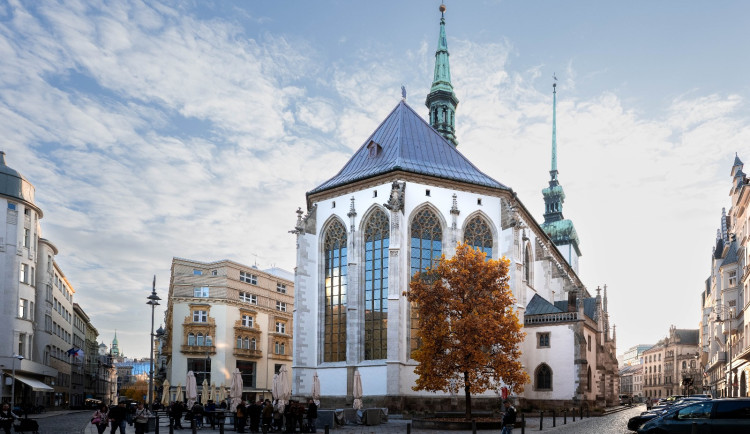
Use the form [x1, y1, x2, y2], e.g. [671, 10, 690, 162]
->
[292, 8, 618, 410]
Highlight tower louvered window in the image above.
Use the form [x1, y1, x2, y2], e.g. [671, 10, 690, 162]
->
[323, 220, 348, 362]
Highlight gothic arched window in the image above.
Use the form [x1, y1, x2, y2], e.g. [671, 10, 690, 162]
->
[536, 363, 552, 390]
[523, 243, 533, 283]
[464, 215, 493, 259]
[409, 208, 442, 355]
[587, 366, 592, 392]
[324, 219, 348, 362]
[364, 208, 389, 360]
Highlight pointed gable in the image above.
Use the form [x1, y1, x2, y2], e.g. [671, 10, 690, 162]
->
[526, 294, 564, 315]
[308, 100, 508, 196]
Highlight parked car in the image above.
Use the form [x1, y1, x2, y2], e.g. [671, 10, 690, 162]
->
[627, 398, 708, 431]
[637, 398, 750, 434]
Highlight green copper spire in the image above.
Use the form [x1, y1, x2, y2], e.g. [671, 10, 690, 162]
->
[541, 79, 581, 263]
[426, 4, 459, 147]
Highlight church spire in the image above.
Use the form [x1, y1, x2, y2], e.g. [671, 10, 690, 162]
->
[542, 78, 565, 223]
[426, 4, 459, 147]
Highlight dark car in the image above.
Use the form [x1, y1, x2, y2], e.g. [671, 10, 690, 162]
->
[637, 398, 750, 434]
[627, 398, 710, 431]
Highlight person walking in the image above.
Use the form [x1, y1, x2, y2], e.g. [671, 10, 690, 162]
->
[172, 401, 184, 430]
[0, 403, 19, 434]
[108, 401, 129, 434]
[261, 400, 273, 433]
[236, 400, 248, 433]
[92, 404, 110, 434]
[133, 402, 152, 434]
[501, 399, 516, 434]
[306, 399, 317, 433]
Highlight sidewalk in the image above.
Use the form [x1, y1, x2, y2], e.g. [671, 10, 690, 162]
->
[79, 409, 630, 434]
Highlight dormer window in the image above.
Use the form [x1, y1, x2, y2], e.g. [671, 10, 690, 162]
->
[367, 140, 382, 158]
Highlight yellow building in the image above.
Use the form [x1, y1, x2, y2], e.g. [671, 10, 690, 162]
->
[163, 258, 293, 402]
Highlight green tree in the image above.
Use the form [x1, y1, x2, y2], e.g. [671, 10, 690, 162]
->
[406, 242, 529, 419]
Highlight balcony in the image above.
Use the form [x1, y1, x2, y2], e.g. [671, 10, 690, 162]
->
[525, 311, 578, 325]
[269, 353, 292, 361]
[181, 345, 216, 356]
[707, 351, 727, 370]
[233, 348, 263, 359]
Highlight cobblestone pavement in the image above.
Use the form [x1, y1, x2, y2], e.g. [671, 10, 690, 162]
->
[18, 409, 91, 433]
[71, 405, 646, 434]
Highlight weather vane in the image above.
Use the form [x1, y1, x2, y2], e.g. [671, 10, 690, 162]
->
[401, 85, 406, 101]
[553, 73, 557, 91]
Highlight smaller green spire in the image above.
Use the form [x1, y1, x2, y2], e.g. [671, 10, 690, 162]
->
[550, 79, 558, 180]
[426, 4, 459, 146]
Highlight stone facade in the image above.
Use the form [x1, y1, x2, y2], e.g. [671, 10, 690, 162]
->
[642, 327, 700, 400]
[700, 154, 750, 398]
[163, 258, 294, 402]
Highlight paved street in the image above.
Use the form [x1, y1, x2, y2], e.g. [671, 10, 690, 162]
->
[74, 405, 645, 434]
[20, 410, 91, 434]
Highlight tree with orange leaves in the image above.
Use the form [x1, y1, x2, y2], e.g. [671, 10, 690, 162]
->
[406, 242, 529, 420]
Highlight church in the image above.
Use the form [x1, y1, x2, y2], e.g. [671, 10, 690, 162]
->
[291, 6, 618, 411]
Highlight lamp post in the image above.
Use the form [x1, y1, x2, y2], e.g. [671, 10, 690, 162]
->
[713, 305, 735, 397]
[11, 354, 24, 408]
[147, 276, 161, 410]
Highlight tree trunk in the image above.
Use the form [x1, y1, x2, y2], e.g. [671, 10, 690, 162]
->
[464, 370, 472, 420]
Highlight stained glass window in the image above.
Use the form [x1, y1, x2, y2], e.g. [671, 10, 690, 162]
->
[464, 215, 493, 259]
[324, 220, 348, 362]
[536, 364, 552, 390]
[364, 209, 389, 360]
[409, 208, 442, 355]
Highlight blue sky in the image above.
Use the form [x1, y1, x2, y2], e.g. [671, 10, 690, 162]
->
[2, 0, 749, 359]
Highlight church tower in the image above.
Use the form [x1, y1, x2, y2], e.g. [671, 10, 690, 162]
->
[425, 4, 459, 146]
[541, 81, 582, 272]
[111, 331, 120, 358]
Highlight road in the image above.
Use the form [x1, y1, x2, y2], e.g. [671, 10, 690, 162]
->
[22, 410, 91, 434]
[529, 406, 645, 434]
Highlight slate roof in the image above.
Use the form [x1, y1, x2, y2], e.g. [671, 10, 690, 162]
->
[674, 329, 699, 346]
[525, 294, 563, 315]
[554, 297, 598, 321]
[723, 240, 739, 265]
[308, 100, 509, 196]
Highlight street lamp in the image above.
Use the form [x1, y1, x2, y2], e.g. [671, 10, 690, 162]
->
[713, 305, 735, 397]
[147, 275, 161, 410]
[11, 354, 24, 408]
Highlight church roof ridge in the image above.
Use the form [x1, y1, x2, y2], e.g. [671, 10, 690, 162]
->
[308, 99, 508, 197]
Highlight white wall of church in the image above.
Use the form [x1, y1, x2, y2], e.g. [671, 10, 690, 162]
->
[522, 325, 576, 400]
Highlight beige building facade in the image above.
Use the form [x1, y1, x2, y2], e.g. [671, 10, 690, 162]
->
[642, 327, 700, 400]
[164, 258, 293, 403]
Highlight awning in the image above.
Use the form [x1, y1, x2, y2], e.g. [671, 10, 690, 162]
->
[12, 374, 54, 392]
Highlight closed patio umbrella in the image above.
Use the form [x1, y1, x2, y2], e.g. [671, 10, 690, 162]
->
[186, 371, 198, 408]
[175, 384, 183, 403]
[277, 365, 291, 410]
[161, 379, 171, 406]
[352, 370, 363, 410]
[229, 368, 243, 411]
[311, 372, 321, 407]
[201, 379, 209, 404]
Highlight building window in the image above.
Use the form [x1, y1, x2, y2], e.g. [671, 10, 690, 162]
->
[20, 263, 28, 283]
[588, 335, 591, 351]
[23, 228, 30, 247]
[464, 215, 493, 259]
[240, 271, 257, 285]
[194, 287, 209, 298]
[8, 203, 16, 210]
[729, 270, 738, 287]
[535, 363, 552, 390]
[276, 301, 287, 312]
[30, 267, 35, 287]
[211, 270, 218, 276]
[236, 360, 256, 388]
[523, 243, 533, 283]
[19, 299, 27, 319]
[187, 358, 210, 384]
[188, 333, 196, 346]
[239, 292, 257, 304]
[364, 208, 389, 360]
[538, 332, 550, 348]
[274, 341, 285, 355]
[276, 322, 286, 334]
[242, 315, 253, 328]
[410, 208, 442, 356]
[193, 269, 203, 275]
[587, 366, 592, 392]
[323, 219, 348, 363]
[193, 310, 207, 323]
[196, 333, 205, 346]
[276, 283, 287, 294]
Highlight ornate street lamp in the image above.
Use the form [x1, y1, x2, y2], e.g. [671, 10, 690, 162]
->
[147, 276, 161, 410]
[11, 354, 24, 408]
[713, 305, 735, 397]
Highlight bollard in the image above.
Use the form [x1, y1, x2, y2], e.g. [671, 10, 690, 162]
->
[563, 409, 567, 425]
[580, 406, 583, 419]
[573, 408, 576, 422]
[219, 418, 225, 434]
[407, 422, 411, 434]
[325, 424, 330, 434]
[156, 414, 160, 434]
[586, 407, 589, 419]
[521, 412, 525, 434]
[539, 410, 543, 430]
[471, 419, 477, 434]
[192, 418, 197, 434]
[169, 420, 174, 434]
[552, 410, 556, 427]
[691, 421, 698, 434]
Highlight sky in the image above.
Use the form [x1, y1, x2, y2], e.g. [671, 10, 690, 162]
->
[2, 0, 750, 359]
